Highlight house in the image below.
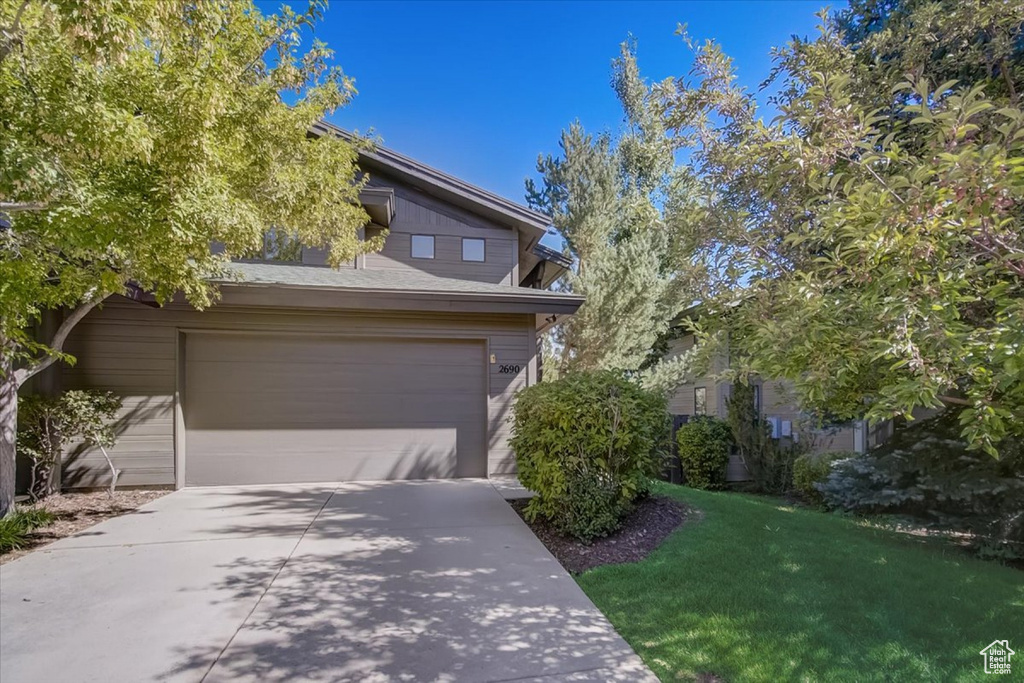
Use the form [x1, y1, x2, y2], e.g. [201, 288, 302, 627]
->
[51, 124, 582, 488]
[979, 640, 1015, 675]
[665, 328, 892, 481]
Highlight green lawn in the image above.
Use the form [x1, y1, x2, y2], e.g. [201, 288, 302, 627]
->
[578, 482, 1024, 682]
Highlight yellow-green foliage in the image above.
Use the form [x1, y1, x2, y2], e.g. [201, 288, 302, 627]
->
[653, 1, 1024, 456]
[1, 0, 376, 361]
[0, 507, 56, 553]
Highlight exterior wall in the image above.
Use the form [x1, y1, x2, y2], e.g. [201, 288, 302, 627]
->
[666, 333, 867, 456]
[359, 175, 518, 285]
[666, 335, 727, 420]
[61, 296, 534, 488]
[760, 380, 857, 453]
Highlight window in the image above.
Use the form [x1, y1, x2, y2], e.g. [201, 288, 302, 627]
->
[263, 228, 303, 262]
[752, 384, 761, 415]
[694, 387, 707, 416]
[462, 237, 485, 262]
[411, 234, 435, 259]
[242, 228, 303, 262]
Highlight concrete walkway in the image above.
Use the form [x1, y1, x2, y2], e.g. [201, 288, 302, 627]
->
[0, 480, 656, 682]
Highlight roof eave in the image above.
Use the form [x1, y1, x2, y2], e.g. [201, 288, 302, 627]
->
[215, 280, 584, 315]
[312, 121, 551, 239]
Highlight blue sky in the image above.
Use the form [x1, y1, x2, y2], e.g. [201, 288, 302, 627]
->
[275, 1, 834, 209]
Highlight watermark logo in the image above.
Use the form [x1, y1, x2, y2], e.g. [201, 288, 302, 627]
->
[980, 640, 1014, 675]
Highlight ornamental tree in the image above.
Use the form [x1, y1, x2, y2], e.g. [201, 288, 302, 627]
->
[0, 0, 376, 515]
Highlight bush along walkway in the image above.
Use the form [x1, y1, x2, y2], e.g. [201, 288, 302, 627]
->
[577, 482, 1024, 682]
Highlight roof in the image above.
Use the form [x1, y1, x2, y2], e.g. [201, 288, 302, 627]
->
[312, 121, 551, 242]
[532, 242, 572, 269]
[217, 261, 583, 314]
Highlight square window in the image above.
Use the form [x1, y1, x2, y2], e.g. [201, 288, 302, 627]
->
[694, 387, 707, 416]
[462, 237, 485, 262]
[411, 234, 435, 259]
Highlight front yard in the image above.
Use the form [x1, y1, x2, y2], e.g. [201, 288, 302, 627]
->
[578, 482, 1023, 682]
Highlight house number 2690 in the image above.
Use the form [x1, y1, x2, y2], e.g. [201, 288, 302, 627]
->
[498, 364, 521, 374]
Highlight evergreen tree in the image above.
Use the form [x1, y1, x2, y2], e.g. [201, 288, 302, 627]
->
[527, 42, 695, 392]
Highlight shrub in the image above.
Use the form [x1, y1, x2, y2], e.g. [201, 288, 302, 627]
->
[819, 409, 1024, 560]
[18, 390, 123, 498]
[793, 451, 852, 505]
[509, 371, 670, 542]
[676, 417, 733, 490]
[0, 508, 56, 553]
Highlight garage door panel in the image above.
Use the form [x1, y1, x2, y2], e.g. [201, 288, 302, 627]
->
[185, 364, 486, 393]
[186, 336, 475, 365]
[184, 333, 487, 485]
[185, 429, 468, 484]
[186, 398, 485, 429]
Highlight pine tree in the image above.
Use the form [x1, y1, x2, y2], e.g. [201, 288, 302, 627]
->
[527, 42, 695, 392]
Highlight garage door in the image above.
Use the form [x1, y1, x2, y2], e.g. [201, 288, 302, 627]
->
[183, 333, 487, 485]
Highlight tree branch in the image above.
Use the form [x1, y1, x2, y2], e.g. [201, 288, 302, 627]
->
[14, 297, 105, 387]
[999, 57, 1018, 104]
[0, 201, 47, 212]
[0, 0, 29, 65]
[937, 394, 972, 407]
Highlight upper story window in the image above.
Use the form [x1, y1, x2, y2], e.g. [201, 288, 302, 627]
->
[694, 387, 707, 416]
[243, 228, 303, 262]
[411, 234, 435, 259]
[462, 237, 485, 262]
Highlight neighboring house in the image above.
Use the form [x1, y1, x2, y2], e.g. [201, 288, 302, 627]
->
[48, 123, 582, 489]
[665, 330, 893, 481]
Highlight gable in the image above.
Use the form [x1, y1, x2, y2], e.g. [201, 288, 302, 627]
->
[361, 171, 518, 285]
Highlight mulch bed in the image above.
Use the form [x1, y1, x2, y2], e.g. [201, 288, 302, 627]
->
[510, 494, 693, 574]
[1, 489, 169, 565]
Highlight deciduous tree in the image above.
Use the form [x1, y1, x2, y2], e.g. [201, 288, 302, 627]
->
[0, 0, 375, 515]
[657, 1, 1024, 456]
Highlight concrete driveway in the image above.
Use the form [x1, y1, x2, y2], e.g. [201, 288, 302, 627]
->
[0, 480, 655, 682]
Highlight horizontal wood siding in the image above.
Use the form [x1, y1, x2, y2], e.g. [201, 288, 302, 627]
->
[363, 178, 517, 285]
[666, 335, 724, 418]
[61, 297, 534, 487]
[486, 320, 533, 475]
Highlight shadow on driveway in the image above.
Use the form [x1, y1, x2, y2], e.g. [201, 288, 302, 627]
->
[1, 480, 654, 683]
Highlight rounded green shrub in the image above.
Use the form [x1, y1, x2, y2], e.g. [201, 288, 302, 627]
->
[793, 451, 852, 505]
[676, 417, 733, 490]
[509, 370, 670, 542]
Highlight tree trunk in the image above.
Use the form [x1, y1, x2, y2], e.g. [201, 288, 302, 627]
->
[1, 351, 17, 518]
[99, 445, 120, 497]
[2, 299, 103, 512]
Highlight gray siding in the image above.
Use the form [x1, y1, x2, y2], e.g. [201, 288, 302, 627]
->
[362, 178, 517, 285]
[62, 297, 534, 487]
[666, 335, 726, 417]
